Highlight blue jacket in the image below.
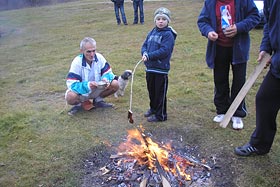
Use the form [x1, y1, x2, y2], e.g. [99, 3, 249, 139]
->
[260, 0, 280, 78]
[141, 26, 177, 74]
[197, 0, 260, 69]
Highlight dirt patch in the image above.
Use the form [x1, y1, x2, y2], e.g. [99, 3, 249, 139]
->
[79, 128, 237, 187]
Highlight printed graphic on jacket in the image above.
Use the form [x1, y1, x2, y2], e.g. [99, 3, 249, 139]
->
[220, 5, 232, 30]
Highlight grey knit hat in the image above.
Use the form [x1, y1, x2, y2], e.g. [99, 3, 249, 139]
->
[154, 7, 171, 23]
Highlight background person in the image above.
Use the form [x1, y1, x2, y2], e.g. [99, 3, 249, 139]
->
[197, 0, 260, 130]
[65, 37, 119, 115]
[235, 0, 280, 156]
[141, 7, 177, 122]
[131, 0, 144, 24]
[111, 0, 128, 25]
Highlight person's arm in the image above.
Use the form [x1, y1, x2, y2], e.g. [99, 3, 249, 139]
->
[234, 0, 260, 34]
[197, 1, 216, 39]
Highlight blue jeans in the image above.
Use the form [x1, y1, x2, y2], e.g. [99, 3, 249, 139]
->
[133, 0, 144, 24]
[114, 4, 127, 24]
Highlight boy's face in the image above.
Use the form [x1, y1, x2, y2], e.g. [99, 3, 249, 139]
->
[155, 16, 168, 29]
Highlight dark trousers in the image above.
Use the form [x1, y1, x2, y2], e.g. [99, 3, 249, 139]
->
[133, 0, 144, 24]
[146, 72, 168, 121]
[250, 71, 280, 152]
[214, 45, 247, 117]
[114, 3, 127, 24]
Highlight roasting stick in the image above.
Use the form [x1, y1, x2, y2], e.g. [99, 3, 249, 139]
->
[220, 53, 271, 128]
[128, 59, 143, 124]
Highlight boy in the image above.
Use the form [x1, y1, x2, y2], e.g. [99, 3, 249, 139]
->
[141, 7, 177, 122]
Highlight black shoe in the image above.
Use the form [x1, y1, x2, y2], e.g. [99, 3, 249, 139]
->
[95, 101, 113, 108]
[68, 105, 82, 116]
[124, 23, 128, 25]
[147, 115, 160, 122]
[144, 109, 154, 117]
[234, 143, 267, 156]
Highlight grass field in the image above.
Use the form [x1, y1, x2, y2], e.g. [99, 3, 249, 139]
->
[0, 0, 279, 186]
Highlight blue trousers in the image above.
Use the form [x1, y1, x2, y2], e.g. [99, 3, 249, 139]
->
[114, 3, 127, 24]
[133, 0, 144, 24]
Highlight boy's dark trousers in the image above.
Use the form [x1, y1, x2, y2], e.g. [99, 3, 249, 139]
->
[213, 45, 247, 117]
[250, 70, 280, 153]
[146, 72, 168, 121]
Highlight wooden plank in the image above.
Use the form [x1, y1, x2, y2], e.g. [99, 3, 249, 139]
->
[220, 53, 271, 128]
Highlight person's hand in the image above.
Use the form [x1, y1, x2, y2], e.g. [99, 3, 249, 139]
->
[142, 55, 147, 62]
[89, 81, 98, 90]
[103, 79, 110, 88]
[224, 24, 237, 38]
[257, 51, 271, 69]
[207, 31, 218, 41]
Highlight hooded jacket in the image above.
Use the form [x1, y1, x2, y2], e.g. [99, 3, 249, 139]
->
[141, 26, 177, 74]
[197, 0, 260, 69]
[260, 0, 280, 78]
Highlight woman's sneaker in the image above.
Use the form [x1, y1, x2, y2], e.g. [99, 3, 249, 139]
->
[213, 114, 225, 123]
[232, 116, 244, 130]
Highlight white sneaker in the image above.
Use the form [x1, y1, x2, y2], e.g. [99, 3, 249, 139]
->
[232, 117, 244, 130]
[213, 114, 225, 123]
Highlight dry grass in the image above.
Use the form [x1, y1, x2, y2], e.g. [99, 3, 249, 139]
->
[0, 0, 279, 186]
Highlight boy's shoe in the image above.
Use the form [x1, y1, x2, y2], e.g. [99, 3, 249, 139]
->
[234, 143, 267, 156]
[81, 100, 94, 111]
[232, 116, 244, 130]
[68, 105, 82, 116]
[144, 109, 154, 117]
[213, 114, 225, 123]
[147, 115, 160, 122]
[95, 101, 113, 108]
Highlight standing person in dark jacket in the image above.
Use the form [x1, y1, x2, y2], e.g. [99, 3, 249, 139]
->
[197, 0, 260, 130]
[235, 0, 280, 156]
[141, 7, 177, 122]
[131, 0, 144, 24]
[112, 0, 127, 25]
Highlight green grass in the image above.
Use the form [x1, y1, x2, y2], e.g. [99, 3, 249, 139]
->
[0, 0, 279, 186]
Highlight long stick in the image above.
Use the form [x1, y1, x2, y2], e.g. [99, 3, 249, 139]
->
[220, 53, 271, 128]
[128, 59, 143, 123]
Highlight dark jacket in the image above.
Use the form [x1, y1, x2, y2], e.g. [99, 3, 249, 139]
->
[111, 0, 124, 6]
[260, 0, 280, 78]
[141, 26, 177, 74]
[197, 0, 260, 69]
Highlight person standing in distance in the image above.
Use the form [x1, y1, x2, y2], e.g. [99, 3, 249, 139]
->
[131, 0, 144, 24]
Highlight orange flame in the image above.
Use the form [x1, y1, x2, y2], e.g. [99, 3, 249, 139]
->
[118, 126, 192, 181]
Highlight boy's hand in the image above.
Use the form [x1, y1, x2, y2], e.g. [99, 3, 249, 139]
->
[224, 24, 237, 38]
[208, 31, 218, 41]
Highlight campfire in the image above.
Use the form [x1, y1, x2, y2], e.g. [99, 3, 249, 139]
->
[87, 125, 212, 187]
